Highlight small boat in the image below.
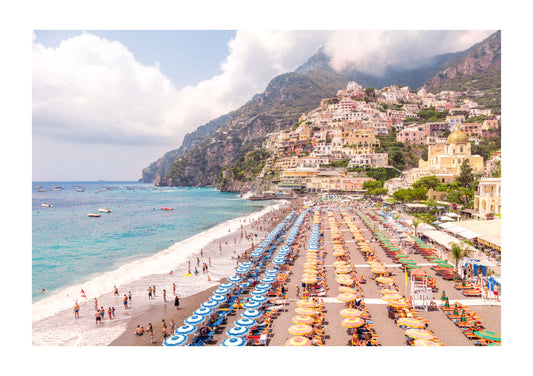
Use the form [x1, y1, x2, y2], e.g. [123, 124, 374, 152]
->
[51, 187, 63, 191]
[161, 207, 173, 211]
[76, 189, 85, 192]
[38, 189, 46, 192]
[88, 213, 101, 217]
[98, 208, 112, 213]
[41, 203, 53, 207]
[34, 186, 43, 189]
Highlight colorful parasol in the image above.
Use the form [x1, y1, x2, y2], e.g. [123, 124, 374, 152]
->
[341, 316, 365, 328]
[288, 324, 313, 336]
[285, 336, 311, 346]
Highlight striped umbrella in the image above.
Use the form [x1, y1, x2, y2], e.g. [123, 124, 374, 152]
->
[296, 299, 316, 308]
[193, 307, 213, 316]
[256, 283, 271, 290]
[214, 288, 230, 295]
[398, 317, 426, 329]
[341, 316, 365, 328]
[211, 294, 227, 303]
[240, 262, 253, 268]
[221, 336, 246, 346]
[260, 277, 276, 284]
[473, 330, 501, 342]
[242, 309, 262, 319]
[163, 334, 188, 346]
[235, 318, 256, 328]
[227, 275, 242, 283]
[381, 288, 398, 295]
[405, 329, 434, 340]
[285, 336, 311, 346]
[292, 315, 315, 325]
[265, 271, 278, 278]
[388, 300, 410, 308]
[339, 306, 364, 317]
[219, 282, 234, 289]
[201, 300, 219, 309]
[414, 339, 443, 346]
[376, 277, 395, 284]
[251, 288, 268, 296]
[184, 315, 206, 326]
[235, 267, 249, 274]
[339, 286, 356, 294]
[251, 295, 268, 303]
[381, 294, 403, 301]
[295, 307, 317, 316]
[174, 324, 197, 336]
[243, 301, 262, 309]
[337, 293, 357, 302]
[288, 324, 313, 335]
[301, 275, 318, 284]
[226, 326, 249, 337]
[272, 258, 286, 265]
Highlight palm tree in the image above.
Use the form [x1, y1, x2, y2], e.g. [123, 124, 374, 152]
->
[410, 218, 422, 237]
[450, 242, 471, 274]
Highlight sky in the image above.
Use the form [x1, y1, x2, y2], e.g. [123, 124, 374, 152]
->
[32, 29, 496, 181]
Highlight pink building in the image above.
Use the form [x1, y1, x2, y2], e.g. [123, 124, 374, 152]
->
[396, 125, 426, 145]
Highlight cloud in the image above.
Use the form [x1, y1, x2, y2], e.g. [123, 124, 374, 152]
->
[323, 30, 496, 76]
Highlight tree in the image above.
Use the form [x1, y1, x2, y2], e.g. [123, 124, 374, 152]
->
[457, 159, 474, 188]
[412, 175, 442, 191]
[410, 218, 422, 236]
[450, 243, 471, 273]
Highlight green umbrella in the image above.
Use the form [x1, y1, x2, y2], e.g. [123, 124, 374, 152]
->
[441, 290, 447, 300]
[444, 297, 450, 308]
[460, 310, 467, 322]
[453, 304, 459, 316]
[473, 330, 501, 342]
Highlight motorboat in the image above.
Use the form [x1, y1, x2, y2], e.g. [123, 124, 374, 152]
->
[41, 203, 53, 207]
[98, 208, 112, 213]
[161, 207, 173, 210]
[88, 213, 101, 217]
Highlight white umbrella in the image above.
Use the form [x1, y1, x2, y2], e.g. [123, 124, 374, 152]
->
[163, 334, 187, 346]
[220, 337, 246, 346]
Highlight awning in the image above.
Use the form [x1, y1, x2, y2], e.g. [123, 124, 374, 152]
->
[445, 212, 461, 218]
[477, 235, 501, 252]
[418, 228, 475, 251]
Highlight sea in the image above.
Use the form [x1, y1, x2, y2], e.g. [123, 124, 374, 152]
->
[32, 182, 278, 345]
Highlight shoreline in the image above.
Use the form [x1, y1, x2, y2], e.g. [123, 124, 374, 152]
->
[32, 199, 291, 345]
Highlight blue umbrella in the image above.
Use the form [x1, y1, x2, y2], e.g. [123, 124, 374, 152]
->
[240, 262, 253, 268]
[175, 324, 197, 335]
[256, 283, 271, 290]
[221, 336, 246, 346]
[272, 258, 285, 265]
[242, 309, 262, 319]
[243, 301, 262, 309]
[251, 288, 268, 296]
[163, 334, 188, 346]
[235, 268, 249, 274]
[211, 294, 227, 302]
[194, 307, 213, 316]
[185, 315, 206, 325]
[214, 288, 230, 295]
[219, 282, 234, 289]
[265, 271, 278, 278]
[265, 269, 278, 274]
[235, 318, 256, 327]
[251, 295, 267, 303]
[226, 326, 249, 337]
[227, 275, 241, 283]
[261, 277, 276, 283]
[201, 300, 219, 309]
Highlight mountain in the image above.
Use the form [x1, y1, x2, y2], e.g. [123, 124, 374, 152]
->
[423, 31, 501, 111]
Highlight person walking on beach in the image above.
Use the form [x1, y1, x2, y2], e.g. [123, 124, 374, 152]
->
[112, 307, 115, 317]
[163, 289, 166, 303]
[148, 286, 152, 300]
[174, 295, 180, 310]
[95, 311, 101, 325]
[99, 307, 105, 321]
[152, 285, 156, 298]
[147, 323, 154, 344]
[161, 319, 168, 338]
[128, 291, 132, 302]
[172, 283, 176, 295]
[123, 294, 128, 310]
[108, 307, 112, 319]
[169, 319, 175, 333]
[94, 298, 98, 311]
[114, 285, 119, 296]
[74, 302, 80, 319]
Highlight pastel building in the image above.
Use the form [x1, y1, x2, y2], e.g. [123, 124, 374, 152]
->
[473, 178, 501, 219]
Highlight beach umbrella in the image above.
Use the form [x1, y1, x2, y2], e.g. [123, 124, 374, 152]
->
[240, 262, 253, 268]
[211, 294, 227, 303]
[242, 309, 262, 319]
[296, 299, 316, 308]
[256, 283, 271, 290]
[387, 300, 410, 308]
[243, 301, 262, 310]
[265, 271, 278, 278]
[381, 288, 398, 295]
[376, 277, 395, 284]
[292, 315, 315, 325]
[194, 307, 213, 316]
[285, 336, 311, 346]
[221, 337, 246, 346]
[382, 294, 403, 301]
[444, 297, 450, 309]
[405, 329, 434, 340]
[272, 258, 286, 265]
[339, 286, 356, 294]
[337, 293, 357, 302]
[288, 324, 313, 336]
[398, 318, 426, 329]
[473, 330, 501, 342]
[235, 318, 256, 328]
[175, 324, 197, 336]
[301, 275, 317, 284]
[226, 326, 250, 338]
[219, 282, 234, 289]
[441, 290, 447, 301]
[340, 308, 364, 317]
[185, 315, 206, 326]
[201, 300, 219, 309]
[163, 334, 188, 346]
[227, 275, 241, 283]
[341, 316, 365, 328]
[214, 287, 230, 295]
[251, 295, 268, 303]
[295, 307, 317, 316]
[251, 288, 268, 296]
[413, 339, 443, 346]
[235, 267, 249, 274]
[260, 276, 276, 284]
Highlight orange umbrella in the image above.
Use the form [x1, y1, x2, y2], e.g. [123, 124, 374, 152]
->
[381, 288, 398, 295]
[405, 329, 434, 340]
[333, 261, 347, 267]
[337, 293, 357, 302]
[341, 316, 365, 328]
[288, 324, 313, 335]
[338, 286, 355, 294]
[376, 277, 395, 284]
[381, 294, 403, 301]
[301, 275, 317, 284]
[388, 300, 410, 308]
[296, 299, 316, 308]
[340, 308, 363, 317]
[336, 276, 354, 285]
[292, 315, 315, 325]
[285, 336, 311, 346]
[413, 339, 443, 346]
[295, 307, 317, 316]
[398, 317, 426, 329]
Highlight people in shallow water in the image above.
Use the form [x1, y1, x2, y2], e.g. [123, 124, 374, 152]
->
[194, 267, 199, 276]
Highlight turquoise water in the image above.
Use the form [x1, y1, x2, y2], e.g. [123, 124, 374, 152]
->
[32, 182, 268, 302]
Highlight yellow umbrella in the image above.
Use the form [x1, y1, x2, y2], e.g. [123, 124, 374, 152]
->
[339, 308, 363, 317]
[341, 316, 365, 328]
[301, 275, 317, 284]
[381, 294, 403, 301]
[405, 329, 434, 340]
[333, 252, 345, 257]
[303, 262, 317, 268]
[285, 336, 311, 346]
[333, 261, 347, 267]
[381, 288, 398, 295]
[376, 277, 395, 284]
[336, 277, 354, 285]
[296, 299, 316, 308]
[337, 293, 357, 302]
[303, 269, 318, 275]
[338, 286, 355, 294]
[295, 307, 317, 316]
[398, 317, 426, 329]
[388, 300, 410, 308]
[413, 339, 443, 346]
[288, 324, 313, 336]
[292, 315, 315, 325]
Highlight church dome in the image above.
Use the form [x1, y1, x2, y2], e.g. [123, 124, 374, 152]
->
[447, 128, 469, 144]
